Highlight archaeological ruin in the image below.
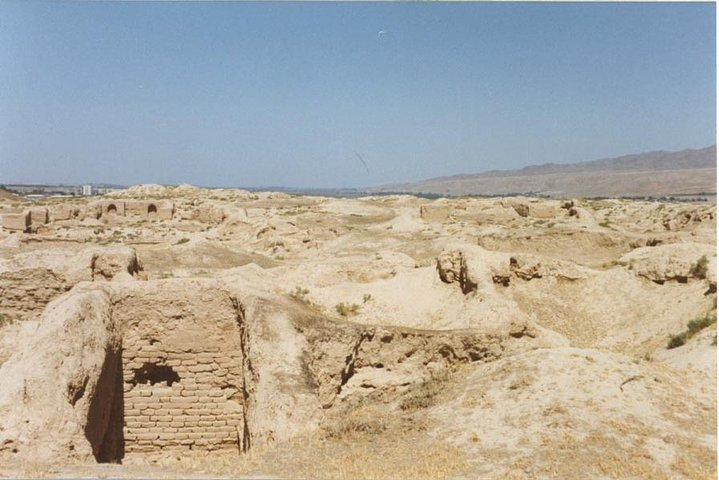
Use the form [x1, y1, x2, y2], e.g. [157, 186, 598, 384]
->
[0, 200, 175, 233]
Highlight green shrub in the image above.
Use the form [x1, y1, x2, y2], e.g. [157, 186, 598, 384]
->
[686, 314, 716, 335]
[689, 255, 709, 279]
[667, 313, 717, 349]
[667, 335, 686, 349]
[175, 237, 190, 245]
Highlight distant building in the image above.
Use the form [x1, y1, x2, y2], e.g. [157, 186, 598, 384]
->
[95, 187, 121, 195]
[2, 183, 124, 198]
[2, 184, 82, 196]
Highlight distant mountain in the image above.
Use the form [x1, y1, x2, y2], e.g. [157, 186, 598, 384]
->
[369, 145, 716, 198]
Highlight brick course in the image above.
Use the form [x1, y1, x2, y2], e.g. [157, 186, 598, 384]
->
[122, 341, 244, 452]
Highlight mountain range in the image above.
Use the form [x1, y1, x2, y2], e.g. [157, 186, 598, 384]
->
[369, 145, 716, 198]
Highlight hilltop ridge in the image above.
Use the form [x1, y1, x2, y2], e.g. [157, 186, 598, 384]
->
[370, 145, 716, 198]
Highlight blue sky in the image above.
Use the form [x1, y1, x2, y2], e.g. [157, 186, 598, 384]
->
[0, 2, 715, 188]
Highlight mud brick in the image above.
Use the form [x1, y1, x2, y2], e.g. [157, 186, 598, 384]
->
[171, 396, 198, 403]
[188, 364, 214, 373]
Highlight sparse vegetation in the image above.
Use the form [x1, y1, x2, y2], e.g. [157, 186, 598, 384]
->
[667, 313, 717, 349]
[175, 237, 190, 245]
[689, 255, 709, 279]
[362, 293, 373, 303]
[603, 260, 629, 269]
[290, 286, 310, 303]
[324, 404, 388, 438]
[289, 286, 322, 310]
[335, 302, 360, 317]
[399, 368, 453, 410]
[0, 313, 15, 328]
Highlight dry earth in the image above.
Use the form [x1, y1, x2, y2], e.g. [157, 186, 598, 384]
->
[0, 185, 715, 479]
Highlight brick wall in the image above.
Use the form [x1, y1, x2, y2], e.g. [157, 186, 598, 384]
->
[122, 345, 244, 453]
[114, 283, 246, 454]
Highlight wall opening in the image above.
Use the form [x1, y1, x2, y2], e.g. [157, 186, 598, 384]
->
[130, 363, 180, 386]
[107, 204, 117, 215]
[147, 204, 157, 216]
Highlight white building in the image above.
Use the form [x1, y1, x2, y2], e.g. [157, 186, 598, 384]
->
[82, 185, 93, 196]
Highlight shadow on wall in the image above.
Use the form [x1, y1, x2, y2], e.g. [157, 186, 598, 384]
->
[85, 346, 124, 463]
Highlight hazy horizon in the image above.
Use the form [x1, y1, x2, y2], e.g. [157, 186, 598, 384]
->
[1, 2, 715, 188]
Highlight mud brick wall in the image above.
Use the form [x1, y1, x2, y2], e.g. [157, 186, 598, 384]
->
[114, 283, 246, 454]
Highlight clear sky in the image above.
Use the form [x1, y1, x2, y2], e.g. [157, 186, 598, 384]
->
[0, 1, 715, 189]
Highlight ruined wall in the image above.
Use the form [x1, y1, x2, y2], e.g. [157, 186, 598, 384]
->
[0, 268, 69, 318]
[2, 200, 173, 231]
[124, 201, 175, 220]
[49, 204, 80, 222]
[155, 204, 175, 220]
[85, 200, 126, 217]
[420, 204, 450, 222]
[113, 281, 246, 453]
[102, 201, 126, 216]
[124, 201, 152, 217]
[0, 289, 121, 464]
[28, 207, 49, 227]
[1, 212, 29, 232]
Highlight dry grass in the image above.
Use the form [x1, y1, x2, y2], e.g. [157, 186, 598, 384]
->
[124, 430, 469, 480]
[305, 440, 468, 480]
[398, 368, 453, 410]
